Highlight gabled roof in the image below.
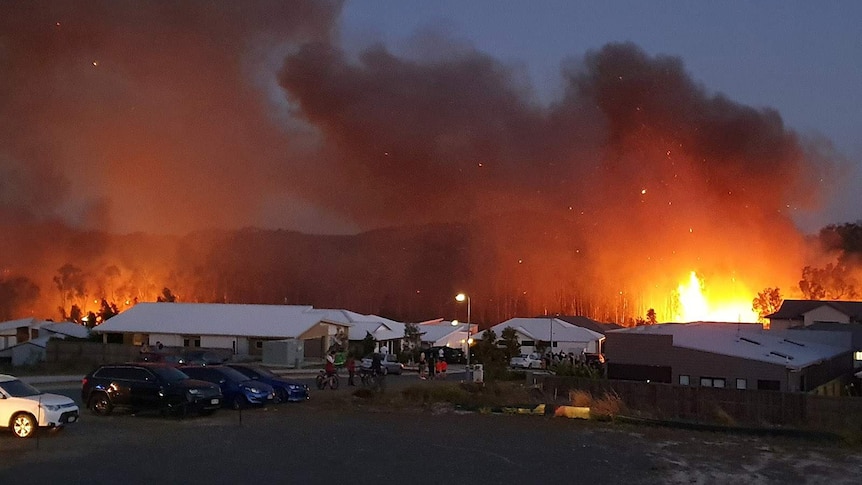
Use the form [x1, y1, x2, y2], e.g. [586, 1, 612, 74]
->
[488, 318, 605, 342]
[768, 300, 862, 320]
[609, 322, 850, 370]
[554, 315, 623, 334]
[93, 303, 352, 339]
[0, 317, 40, 333]
[418, 322, 464, 344]
[40, 322, 90, 339]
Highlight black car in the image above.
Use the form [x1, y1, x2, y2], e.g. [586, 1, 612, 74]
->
[81, 363, 223, 417]
[425, 346, 465, 364]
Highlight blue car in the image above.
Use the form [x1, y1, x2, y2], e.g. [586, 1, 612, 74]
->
[226, 364, 309, 403]
[180, 365, 275, 410]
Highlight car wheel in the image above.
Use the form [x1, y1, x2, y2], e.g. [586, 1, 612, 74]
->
[12, 413, 36, 438]
[89, 393, 113, 416]
[232, 395, 246, 410]
[274, 388, 287, 404]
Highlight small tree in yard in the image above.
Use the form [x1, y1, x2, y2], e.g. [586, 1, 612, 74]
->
[403, 322, 422, 361]
[362, 332, 376, 357]
[474, 329, 507, 380]
[499, 326, 520, 361]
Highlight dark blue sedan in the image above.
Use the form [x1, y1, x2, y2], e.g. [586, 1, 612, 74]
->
[226, 364, 309, 403]
[180, 365, 275, 410]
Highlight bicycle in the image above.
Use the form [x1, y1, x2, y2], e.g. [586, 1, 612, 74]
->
[359, 368, 385, 392]
[316, 371, 339, 390]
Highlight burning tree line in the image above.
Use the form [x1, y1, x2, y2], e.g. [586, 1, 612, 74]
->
[2, 222, 862, 326]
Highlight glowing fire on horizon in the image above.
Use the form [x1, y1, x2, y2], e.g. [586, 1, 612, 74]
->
[674, 271, 759, 323]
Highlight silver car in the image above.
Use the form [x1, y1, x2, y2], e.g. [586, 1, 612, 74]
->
[360, 353, 404, 375]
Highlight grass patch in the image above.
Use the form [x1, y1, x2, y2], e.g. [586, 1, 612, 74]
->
[400, 381, 537, 409]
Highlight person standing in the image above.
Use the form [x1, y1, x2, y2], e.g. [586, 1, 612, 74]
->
[418, 352, 427, 380]
[427, 350, 436, 379]
[346, 355, 356, 386]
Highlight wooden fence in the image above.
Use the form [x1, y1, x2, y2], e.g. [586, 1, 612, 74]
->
[45, 340, 142, 365]
[537, 375, 862, 431]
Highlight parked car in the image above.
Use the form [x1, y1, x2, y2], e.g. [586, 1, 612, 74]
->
[180, 365, 275, 409]
[225, 364, 309, 403]
[425, 346, 465, 364]
[179, 350, 229, 366]
[136, 351, 186, 366]
[360, 353, 404, 375]
[81, 363, 222, 417]
[510, 353, 543, 369]
[0, 374, 79, 438]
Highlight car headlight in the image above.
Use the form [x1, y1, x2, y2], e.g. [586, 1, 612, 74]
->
[187, 389, 201, 395]
[41, 404, 60, 411]
[245, 386, 261, 394]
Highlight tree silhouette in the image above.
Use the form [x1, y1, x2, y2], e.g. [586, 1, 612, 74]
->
[752, 287, 783, 323]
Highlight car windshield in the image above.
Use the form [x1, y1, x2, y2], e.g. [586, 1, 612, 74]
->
[149, 366, 191, 382]
[216, 367, 253, 383]
[0, 379, 42, 397]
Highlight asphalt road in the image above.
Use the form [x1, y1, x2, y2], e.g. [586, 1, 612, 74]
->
[2, 377, 862, 484]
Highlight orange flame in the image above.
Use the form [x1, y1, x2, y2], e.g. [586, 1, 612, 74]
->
[675, 271, 758, 323]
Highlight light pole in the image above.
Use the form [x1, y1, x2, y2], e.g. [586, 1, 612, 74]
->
[455, 293, 471, 373]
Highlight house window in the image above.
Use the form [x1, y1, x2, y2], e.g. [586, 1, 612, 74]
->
[521, 340, 535, 347]
[183, 336, 201, 348]
[757, 379, 780, 391]
[679, 375, 690, 386]
[854, 351, 862, 361]
[255, 341, 263, 349]
[736, 378, 747, 390]
[700, 377, 726, 388]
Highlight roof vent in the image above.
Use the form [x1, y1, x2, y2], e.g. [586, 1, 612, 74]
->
[782, 339, 805, 347]
[770, 351, 793, 360]
[739, 337, 761, 345]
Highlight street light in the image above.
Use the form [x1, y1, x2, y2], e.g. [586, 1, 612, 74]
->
[455, 293, 471, 373]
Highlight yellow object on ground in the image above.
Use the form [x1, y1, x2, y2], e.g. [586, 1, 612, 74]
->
[554, 405, 590, 419]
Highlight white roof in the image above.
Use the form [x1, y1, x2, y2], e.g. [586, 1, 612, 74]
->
[40, 322, 90, 339]
[610, 322, 850, 370]
[92, 302, 412, 340]
[0, 317, 40, 333]
[93, 303, 352, 338]
[418, 323, 461, 343]
[487, 318, 605, 343]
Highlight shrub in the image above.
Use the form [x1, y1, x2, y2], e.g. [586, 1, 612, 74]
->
[589, 391, 624, 421]
[569, 390, 593, 407]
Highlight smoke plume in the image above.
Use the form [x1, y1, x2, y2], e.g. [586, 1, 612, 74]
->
[0, 3, 843, 322]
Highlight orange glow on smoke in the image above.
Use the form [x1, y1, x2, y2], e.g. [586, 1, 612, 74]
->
[674, 271, 759, 323]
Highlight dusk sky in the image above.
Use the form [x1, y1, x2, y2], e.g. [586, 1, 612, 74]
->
[340, 0, 862, 231]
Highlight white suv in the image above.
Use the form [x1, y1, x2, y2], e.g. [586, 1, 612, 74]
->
[0, 374, 79, 438]
[510, 353, 543, 369]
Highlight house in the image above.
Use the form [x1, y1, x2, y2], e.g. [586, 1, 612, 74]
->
[92, 302, 416, 360]
[768, 299, 862, 368]
[0, 317, 44, 350]
[0, 319, 91, 366]
[416, 319, 474, 351]
[484, 317, 605, 356]
[605, 322, 853, 393]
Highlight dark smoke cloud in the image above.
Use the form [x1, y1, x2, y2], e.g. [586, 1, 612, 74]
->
[279, 39, 835, 313]
[0, 0, 342, 234]
[0, 3, 843, 321]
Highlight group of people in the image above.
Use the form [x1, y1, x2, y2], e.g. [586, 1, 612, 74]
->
[417, 348, 447, 380]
